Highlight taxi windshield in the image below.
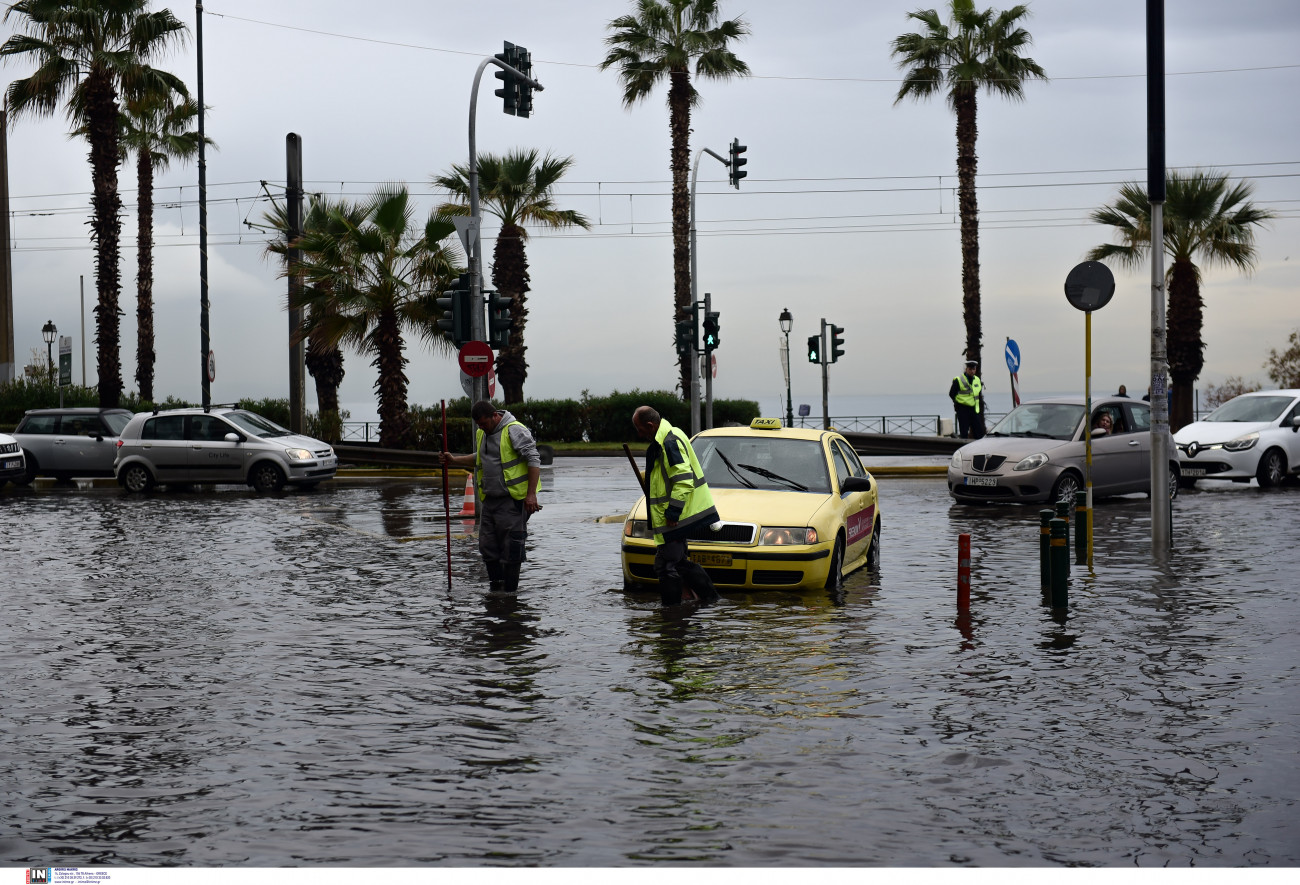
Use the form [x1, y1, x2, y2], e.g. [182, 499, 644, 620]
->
[695, 436, 830, 493]
[987, 403, 1084, 441]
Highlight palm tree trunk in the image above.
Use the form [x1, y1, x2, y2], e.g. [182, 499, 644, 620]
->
[954, 88, 982, 368]
[86, 67, 124, 408]
[305, 328, 345, 442]
[136, 150, 155, 402]
[493, 224, 530, 405]
[1166, 259, 1204, 431]
[374, 306, 411, 448]
[669, 68, 693, 398]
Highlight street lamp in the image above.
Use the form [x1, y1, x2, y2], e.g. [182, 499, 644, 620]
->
[41, 320, 57, 386]
[779, 308, 793, 428]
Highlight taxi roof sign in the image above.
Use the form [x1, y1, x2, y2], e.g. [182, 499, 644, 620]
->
[750, 417, 783, 430]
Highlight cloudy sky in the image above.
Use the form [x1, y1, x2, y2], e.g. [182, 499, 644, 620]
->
[4, 0, 1297, 419]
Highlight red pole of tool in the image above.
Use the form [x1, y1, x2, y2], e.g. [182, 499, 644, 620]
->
[441, 400, 453, 591]
[957, 533, 971, 612]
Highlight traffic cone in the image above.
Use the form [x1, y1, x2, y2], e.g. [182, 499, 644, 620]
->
[457, 473, 477, 518]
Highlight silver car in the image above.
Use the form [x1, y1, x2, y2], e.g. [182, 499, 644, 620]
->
[947, 396, 1180, 505]
[113, 407, 337, 493]
[11, 407, 133, 482]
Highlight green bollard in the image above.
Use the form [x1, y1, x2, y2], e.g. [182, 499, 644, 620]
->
[1039, 509, 1054, 592]
[1050, 518, 1069, 609]
[1074, 490, 1088, 563]
[1054, 499, 1071, 552]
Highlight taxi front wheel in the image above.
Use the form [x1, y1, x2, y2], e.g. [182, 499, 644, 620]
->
[824, 537, 845, 591]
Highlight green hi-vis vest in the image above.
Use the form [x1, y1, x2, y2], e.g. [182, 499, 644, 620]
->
[647, 419, 717, 544]
[475, 419, 529, 502]
[954, 373, 983, 413]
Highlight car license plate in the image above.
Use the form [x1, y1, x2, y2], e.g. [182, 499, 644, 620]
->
[965, 476, 997, 487]
[2, 459, 18, 469]
[689, 551, 732, 567]
[1182, 467, 1206, 477]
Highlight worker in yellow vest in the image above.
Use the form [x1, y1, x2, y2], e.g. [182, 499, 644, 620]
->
[949, 359, 987, 439]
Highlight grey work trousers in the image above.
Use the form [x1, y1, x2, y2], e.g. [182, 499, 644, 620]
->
[478, 495, 529, 564]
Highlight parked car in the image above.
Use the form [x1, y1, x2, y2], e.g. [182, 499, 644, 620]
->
[11, 407, 133, 482]
[0, 431, 26, 488]
[113, 407, 337, 493]
[621, 418, 881, 591]
[1174, 389, 1300, 488]
[948, 396, 1180, 505]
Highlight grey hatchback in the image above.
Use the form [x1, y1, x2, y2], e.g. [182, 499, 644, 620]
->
[113, 407, 337, 493]
[11, 407, 133, 482]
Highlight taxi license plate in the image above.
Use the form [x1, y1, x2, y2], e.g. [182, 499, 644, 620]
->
[2, 459, 19, 470]
[965, 476, 997, 487]
[689, 551, 732, 567]
[1182, 467, 1206, 477]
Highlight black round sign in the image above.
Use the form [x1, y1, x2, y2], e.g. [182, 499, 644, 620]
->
[1063, 260, 1116, 312]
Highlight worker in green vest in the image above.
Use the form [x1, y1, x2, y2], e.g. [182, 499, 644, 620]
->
[632, 405, 721, 607]
[949, 358, 987, 439]
[442, 400, 542, 594]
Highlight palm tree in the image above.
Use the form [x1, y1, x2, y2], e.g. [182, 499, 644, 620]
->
[1, 0, 188, 408]
[121, 90, 208, 403]
[290, 185, 462, 448]
[891, 0, 1046, 369]
[600, 0, 750, 397]
[433, 149, 590, 405]
[1086, 169, 1277, 431]
[262, 196, 349, 442]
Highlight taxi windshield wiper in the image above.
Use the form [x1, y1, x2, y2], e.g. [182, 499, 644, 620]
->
[715, 449, 757, 489]
[738, 463, 808, 491]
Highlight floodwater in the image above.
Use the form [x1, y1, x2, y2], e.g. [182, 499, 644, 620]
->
[1, 460, 1297, 867]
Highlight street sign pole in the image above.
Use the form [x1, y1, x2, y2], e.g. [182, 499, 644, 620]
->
[820, 318, 829, 430]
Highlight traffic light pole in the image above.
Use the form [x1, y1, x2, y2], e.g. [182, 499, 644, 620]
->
[689, 146, 730, 435]
[820, 318, 830, 430]
[703, 291, 713, 429]
[467, 50, 543, 404]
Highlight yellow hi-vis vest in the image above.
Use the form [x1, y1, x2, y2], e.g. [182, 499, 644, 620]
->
[475, 419, 529, 502]
[646, 418, 717, 544]
[954, 373, 983, 413]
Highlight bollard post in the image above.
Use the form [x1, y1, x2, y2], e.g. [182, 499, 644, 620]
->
[1054, 499, 1071, 552]
[957, 533, 971, 612]
[1039, 509, 1053, 592]
[1049, 518, 1069, 609]
[1074, 490, 1088, 563]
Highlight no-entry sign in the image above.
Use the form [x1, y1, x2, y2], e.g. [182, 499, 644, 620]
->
[458, 341, 493, 377]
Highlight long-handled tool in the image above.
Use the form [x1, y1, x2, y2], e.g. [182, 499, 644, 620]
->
[441, 400, 453, 592]
[622, 443, 647, 496]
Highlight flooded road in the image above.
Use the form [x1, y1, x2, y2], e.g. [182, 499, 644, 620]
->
[2, 459, 1297, 867]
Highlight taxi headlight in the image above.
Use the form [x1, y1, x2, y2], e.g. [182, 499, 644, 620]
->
[1223, 433, 1259, 452]
[1014, 452, 1049, 471]
[950, 451, 963, 470]
[624, 519, 653, 539]
[285, 448, 313, 461]
[760, 526, 817, 545]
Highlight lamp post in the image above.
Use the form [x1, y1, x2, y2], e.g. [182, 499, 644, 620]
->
[779, 308, 793, 428]
[41, 319, 56, 386]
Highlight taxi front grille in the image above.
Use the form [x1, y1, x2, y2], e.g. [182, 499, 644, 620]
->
[753, 570, 803, 585]
[685, 522, 755, 544]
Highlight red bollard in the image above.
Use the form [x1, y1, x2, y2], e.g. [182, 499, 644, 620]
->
[958, 533, 971, 611]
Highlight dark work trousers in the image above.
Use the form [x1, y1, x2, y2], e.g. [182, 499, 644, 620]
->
[479, 495, 529, 565]
[654, 537, 719, 605]
[955, 404, 986, 440]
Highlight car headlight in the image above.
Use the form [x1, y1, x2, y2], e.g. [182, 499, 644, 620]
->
[623, 519, 654, 539]
[759, 526, 818, 545]
[1223, 433, 1259, 452]
[284, 448, 313, 460]
[950, 451, 963, 470]
[1013, 453, 1049, 471]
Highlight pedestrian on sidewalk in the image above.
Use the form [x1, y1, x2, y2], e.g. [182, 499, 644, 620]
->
[949, 358, 987, 439]
[632, 405, 721, 608]
[441, 400, 542, 594]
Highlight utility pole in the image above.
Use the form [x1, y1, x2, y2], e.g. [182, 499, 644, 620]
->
[196, 1, 211, 410]
[0, 108, 13, 386]
[820, 318, 829, 430]
[286, 133, 305, 433]
[689, 141, 741, 434]
[1147, 0, 1172, 554]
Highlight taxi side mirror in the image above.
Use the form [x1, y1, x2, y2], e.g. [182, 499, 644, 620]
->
[840, 476, 873, 494]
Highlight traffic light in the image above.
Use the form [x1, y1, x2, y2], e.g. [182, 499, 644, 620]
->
[436, 273, 473, 346]
[807, 334, 821, 364]
[830, 324, 845, 363]
[728, 138, 748, 188]
[675, 319, 695, 357]
[702, 311, 720, 353]
[487, 290, 514, 350]
[494, 43, 519, 115]
[513, 45, 534, 118]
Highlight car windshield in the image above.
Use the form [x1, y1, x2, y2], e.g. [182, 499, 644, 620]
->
[1204, 395, 1294, 423]
[695, 436, 830, 493]
[224, 410, 292, 438]
[987, 403, 1084, 441]
[103, 412, 131, 435]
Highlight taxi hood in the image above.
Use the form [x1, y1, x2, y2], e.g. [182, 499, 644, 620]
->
[710, 487, 833, 526]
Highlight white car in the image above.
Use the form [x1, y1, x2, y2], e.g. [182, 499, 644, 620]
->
[1174, 389, 1300, 488]
[0, 431, 26, 488]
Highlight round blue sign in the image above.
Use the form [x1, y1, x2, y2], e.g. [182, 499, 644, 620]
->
[1004, 339, 1021, 374]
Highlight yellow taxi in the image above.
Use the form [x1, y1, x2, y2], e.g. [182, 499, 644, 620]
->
[621, 418, 881, 591]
